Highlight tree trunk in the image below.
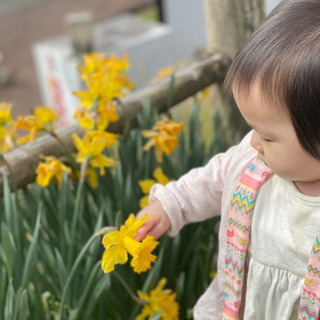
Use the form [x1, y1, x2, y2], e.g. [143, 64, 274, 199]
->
[205, 0, 265, 143]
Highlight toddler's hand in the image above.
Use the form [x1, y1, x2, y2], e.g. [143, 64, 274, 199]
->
[135, 199, 170, 241]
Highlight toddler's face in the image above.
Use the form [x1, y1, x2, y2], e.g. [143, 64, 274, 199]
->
[233, 83, 320, 185]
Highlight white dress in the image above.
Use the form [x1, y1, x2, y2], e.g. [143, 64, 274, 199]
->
[149, 131, 320, 319]
[245, 174, 320, 319]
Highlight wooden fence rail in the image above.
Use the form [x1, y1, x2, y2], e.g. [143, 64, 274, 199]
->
[0, 50, 231, 195]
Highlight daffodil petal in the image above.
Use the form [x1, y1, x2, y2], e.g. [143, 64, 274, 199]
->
[138, 179, 155, 194]
[102, 231, 120, 249]
[101, 245, 128, 273]
[153, 167, 169, 185]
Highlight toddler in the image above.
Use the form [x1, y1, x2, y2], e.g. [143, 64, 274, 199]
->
[135, 0, 320, 319]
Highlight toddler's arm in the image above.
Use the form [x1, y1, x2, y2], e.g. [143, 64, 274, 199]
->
[135, 199, 170, 241]
[135, 131, 255, 240]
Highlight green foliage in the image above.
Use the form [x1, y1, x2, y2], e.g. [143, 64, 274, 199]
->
[0, 98, 225, 319]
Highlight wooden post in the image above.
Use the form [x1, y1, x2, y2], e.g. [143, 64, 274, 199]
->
[204, 0, 265, 142]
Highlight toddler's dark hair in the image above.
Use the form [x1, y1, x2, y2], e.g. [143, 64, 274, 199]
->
[225, 0, 320, 159]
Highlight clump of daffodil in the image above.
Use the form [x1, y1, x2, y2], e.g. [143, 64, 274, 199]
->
[139, 167, 174, 208]
[78, 53, 130, 82]
[73, 52, 134, 131]
[15, 106, 58, 145]
[36, 155, 71, 188]
[136, 278, 179, 320]
[101, 214, 159, 274]
[72, 52, 134, 187]
[141, 117, 183, 163]
[0, 103, 16, 154]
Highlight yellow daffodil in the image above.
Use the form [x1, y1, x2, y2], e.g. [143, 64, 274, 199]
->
[103, 54, 130, 75]
[0, 128, 16, 154]
[33, 106, 58, 130]
[78, 53, 131, 82]
[198, 87, 211, 103]
[73, 99, 119, 131]
[78, 53, 107, 80]
[102, 54, 134, 90]
[0, 103, 14, 127]
[0, 103, 16, 152]
[101, 214, 158, 273]
[74, 109, 95, 130]
[74, 53, 133, 114]
[15, 107, 58, 145]
[15, 116, 38, 144]
[73, 72, 113, 110]
[88, 130, 119, 148]
[142, 117, 183, 163]
[36, 156, 71, 188]
[136, 278, 179, 320]
[73, 72, 129, 112]
[139, 167, 173, 208]
[97, 105, 119, 129]
[123, 236, 158, 273]
[72, 133, 116, 175]
[154, 117, 184, 136]
[86, 165, 98, 188]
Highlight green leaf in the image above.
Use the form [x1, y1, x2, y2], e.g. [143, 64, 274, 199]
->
[1, 223, 16, 279]
[14, 287, 29, 320]
[82, 273, 111, 320]
[58, 234, 100, 319]
[175, 271, 185, 300]
[75, 261, 102, 312]
[21, 203, 42, 288]
[4, 280, 15, 320]
[115, 211, 122, 230]
[55, 248, 67, 290]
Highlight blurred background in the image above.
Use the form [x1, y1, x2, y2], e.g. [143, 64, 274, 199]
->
[0, 0, 280, 121]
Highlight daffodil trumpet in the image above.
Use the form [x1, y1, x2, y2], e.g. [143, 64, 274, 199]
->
[123, 236, 158, 273]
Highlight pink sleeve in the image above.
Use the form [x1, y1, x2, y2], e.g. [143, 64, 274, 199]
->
[149, 131, 255, 236]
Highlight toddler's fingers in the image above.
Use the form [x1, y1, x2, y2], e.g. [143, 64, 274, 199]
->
[135, 209, 150, 220]
[135, 224, 150, 241]
[135, 215, 157, 241]
[146, 221, 169, 240]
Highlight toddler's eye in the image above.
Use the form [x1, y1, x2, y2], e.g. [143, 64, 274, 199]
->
[261, 137, 272, 142]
